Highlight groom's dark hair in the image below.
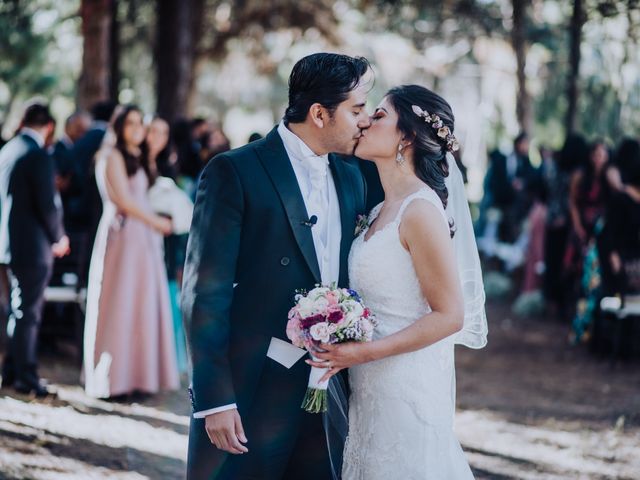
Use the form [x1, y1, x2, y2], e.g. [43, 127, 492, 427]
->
[284, 53, 371, 124]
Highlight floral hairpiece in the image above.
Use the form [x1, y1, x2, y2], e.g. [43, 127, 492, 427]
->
[411, 105, 460, 152]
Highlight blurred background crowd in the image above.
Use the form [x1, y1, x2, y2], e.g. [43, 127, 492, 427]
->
[476, 131, 640, 356]
[0, 98, 236, 398]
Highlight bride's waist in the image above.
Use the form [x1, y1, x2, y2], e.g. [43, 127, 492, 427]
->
[371, 312, 429, 336]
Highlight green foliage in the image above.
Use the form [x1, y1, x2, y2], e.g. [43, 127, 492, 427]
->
[0, 0, 80, 124]
[0, 1, 52, 115]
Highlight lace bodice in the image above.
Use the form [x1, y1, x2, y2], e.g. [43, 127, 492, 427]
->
[348, 187, 449, 338]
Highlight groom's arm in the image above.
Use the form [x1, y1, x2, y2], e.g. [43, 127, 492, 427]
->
[182, 154, 244, 414]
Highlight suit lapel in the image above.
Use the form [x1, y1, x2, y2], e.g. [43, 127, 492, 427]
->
[256, 128, 322, 283]
[329, 155, 356, 287]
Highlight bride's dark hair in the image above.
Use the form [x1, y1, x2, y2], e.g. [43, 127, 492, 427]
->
[387, 85, 455, 236]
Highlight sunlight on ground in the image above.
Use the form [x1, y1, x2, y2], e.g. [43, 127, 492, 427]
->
[2, 383, 639, 479]
[457, 410, 640, 479]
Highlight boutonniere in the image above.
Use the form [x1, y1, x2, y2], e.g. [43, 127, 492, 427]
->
[354, 214, 370, 238]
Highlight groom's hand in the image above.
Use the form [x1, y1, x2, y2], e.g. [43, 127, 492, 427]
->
[204, 409, 249, 454]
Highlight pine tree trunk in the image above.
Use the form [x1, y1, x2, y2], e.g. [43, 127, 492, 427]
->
[155, 0, 205, 123]
[511, 0, 532, 134]
[77, 0, 113, 110]
[109, 0, 120, 102]
[566, 0, 585, 134]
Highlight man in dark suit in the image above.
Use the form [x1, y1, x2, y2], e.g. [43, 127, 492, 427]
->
[485, 133, 538, 242]
[182, 53, 372, 479]
[51, 111, 91, 224]
[65, 102, 116, 285]
[0, 103, 70, 396]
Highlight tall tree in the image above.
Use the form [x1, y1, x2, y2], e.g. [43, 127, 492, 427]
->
[511, 0, 532, 134]
[154, 0, 205, 123]
[566, 0, 586, 134]
[109, 0, 120, 101]
[77, 0, 114, 110]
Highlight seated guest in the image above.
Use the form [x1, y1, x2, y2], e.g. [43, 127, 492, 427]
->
[605, 151, 640, 295]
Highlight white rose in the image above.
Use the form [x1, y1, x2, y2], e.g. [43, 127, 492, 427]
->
[309, 322, 333, 343]
[351, 302, 364, 318]
[297, 297, 315, 318]
[310, 286, 330, 297]
[343, 301, 364, 325]
[311, 297, 329, 314]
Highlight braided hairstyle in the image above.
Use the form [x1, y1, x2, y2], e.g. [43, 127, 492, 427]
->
[386, 85, 456, 236]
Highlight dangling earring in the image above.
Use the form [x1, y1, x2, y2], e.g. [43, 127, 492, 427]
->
[396, 144, 405, 166]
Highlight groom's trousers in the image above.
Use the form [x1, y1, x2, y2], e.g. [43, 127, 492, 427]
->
[187, 356, 332, 480]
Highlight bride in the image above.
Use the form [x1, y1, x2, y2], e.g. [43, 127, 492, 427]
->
[308, 85, 487, 479]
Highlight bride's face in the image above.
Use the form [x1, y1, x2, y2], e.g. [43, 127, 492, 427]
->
[355, 97, 403, 162]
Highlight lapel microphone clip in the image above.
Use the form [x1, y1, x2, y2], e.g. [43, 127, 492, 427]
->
[301, 215, 318, 227]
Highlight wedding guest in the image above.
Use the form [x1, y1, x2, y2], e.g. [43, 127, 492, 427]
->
[488, 133, 537, 242]
[568, 140, 610, 341]
[73, 101, 118, 286]
[567, 140, 609, 258]
[145, 116, 179, 180]
[51, 111, 91, 228]
[198, 123, 230, 168]
[83, 105, 179, 399]
[144, 116, 189, 373]
[172, 118, 202, 198]
[606, 138, 640, 192]
[543, 136, 587, 317]
[0, 103, 69, 396]
[606, 154, 640, 295]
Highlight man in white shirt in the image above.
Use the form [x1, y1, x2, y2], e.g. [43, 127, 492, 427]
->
[0, 103, 69, 397]
[182, 53, 372, 479]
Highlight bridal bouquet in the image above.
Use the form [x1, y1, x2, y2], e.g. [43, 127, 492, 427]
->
[286, 284, 377, 413]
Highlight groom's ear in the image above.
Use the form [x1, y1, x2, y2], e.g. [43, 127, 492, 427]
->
[309, 103, 327, 129]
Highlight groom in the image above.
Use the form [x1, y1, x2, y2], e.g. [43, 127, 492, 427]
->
[182, 53, 373, 479]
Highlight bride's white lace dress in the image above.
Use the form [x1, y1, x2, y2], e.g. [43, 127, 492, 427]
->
[342, 187, 474, 479]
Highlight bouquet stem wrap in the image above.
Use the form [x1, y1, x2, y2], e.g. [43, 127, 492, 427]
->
[301, 355, 330, 413]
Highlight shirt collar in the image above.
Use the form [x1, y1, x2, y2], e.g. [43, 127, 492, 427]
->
[277, 121, 329, 168]
[21, 127, 45, 148]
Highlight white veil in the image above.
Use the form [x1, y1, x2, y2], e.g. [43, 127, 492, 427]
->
[444, 153, 488, 349]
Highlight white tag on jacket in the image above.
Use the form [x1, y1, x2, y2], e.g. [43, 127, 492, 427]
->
[266, 337, 307, 369]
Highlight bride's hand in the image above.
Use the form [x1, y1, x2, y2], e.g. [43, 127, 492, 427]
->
[306, 342, 367, 383]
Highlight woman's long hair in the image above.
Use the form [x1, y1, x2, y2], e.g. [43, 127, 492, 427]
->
[112, 105, 152, 181]
[386, 85, 455, 236]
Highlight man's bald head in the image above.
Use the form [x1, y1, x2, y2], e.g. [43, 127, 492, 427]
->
[65, 111, 91, 142]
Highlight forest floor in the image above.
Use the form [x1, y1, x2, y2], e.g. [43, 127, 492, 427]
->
[1, 301, 639, 479]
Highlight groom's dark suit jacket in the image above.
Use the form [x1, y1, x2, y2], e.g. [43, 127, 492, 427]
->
[182, 127, 368, 479]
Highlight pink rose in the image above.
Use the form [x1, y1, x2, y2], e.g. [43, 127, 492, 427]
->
[326, 291, 339, 306]
[286, 318, 304, 348]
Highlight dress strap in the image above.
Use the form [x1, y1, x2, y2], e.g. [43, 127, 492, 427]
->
[396, 187, 450, 230]
[368, 201, 384, 223]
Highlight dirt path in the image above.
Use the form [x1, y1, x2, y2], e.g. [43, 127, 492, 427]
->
[1, 301, 639, 479]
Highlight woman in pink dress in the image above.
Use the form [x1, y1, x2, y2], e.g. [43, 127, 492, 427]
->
[83, 105, 180, 398]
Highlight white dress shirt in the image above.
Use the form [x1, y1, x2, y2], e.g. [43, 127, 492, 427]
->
[21, 127, 45, 148]
[193, 123, 343, 418]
